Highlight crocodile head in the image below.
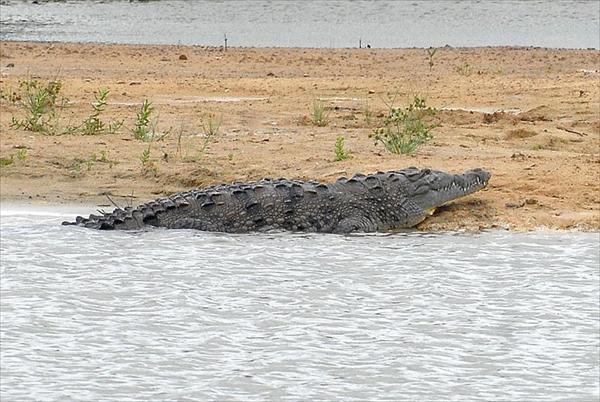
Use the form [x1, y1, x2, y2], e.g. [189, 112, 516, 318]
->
[409, 168, 491, 214]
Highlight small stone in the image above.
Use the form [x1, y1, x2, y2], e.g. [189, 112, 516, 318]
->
[129, 81, 141, 86]
[6, 63, 14, 68]
[179, 54, 188, 60]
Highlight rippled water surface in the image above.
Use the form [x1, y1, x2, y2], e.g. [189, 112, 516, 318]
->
[1, 0, 599, 48]
[1, 205, 599, 401]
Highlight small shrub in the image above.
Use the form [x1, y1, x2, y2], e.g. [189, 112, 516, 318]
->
[79, 89, 123, 135]
[311, 100, 329, 127]
[10, 79, 66, 134]
[132, 100, 154, 140]
[370, 96, 437, 155]
[131, 100, 170, 142]
[334, 136, 350, 161]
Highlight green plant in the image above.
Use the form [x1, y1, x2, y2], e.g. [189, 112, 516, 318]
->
[0, 156, 13, 167]
[311, 100, 329, 127]
[132, 100, 154, 140]
[140, 146, 151, 165]
[10, 79, 65, 133]
[455, 62, 473, 76]
[200, 113, 222, 153]
[426, 47, 437, 70]
[1, 148, 28, 167]
[334, 135, 350, 161]
[370, 96, 437, 155]
[131, 100, 171, 142]
[79, 89, 123, 135]
[15, 148, 27, 161]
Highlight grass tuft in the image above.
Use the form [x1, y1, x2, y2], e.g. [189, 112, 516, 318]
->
[334, 135, 351, 161]
[311, 100, 329, 127]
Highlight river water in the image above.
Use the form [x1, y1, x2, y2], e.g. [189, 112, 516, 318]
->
[0, 0, 599, 49]
[0, 205, 598, 401]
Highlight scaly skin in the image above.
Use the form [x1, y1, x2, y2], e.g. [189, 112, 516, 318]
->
[63, 167, 491, 233]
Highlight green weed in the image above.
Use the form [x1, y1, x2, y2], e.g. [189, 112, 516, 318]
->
[10, 79, 65, 134]
[131, 100, 170, 142]
[370, 96, 437, 155]
[89, 150, 115, 168]
[0, 148, 28, 167]
[0, 156, 13, 166]
[311, 100, 329, 127]
[140, 146, 151, 165]
[334, 136, 350, 161]
[79, 89, 123, 135]
[133, 100, 154, 141]
[15, 148, 27, 161]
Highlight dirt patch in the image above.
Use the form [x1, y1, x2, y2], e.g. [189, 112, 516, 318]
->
[505, 128, 538, 140]
[518, 105, 561, 122]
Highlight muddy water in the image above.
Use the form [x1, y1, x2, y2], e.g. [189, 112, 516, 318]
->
[1, 205, 598, 400]
[0, 0, 598, 48]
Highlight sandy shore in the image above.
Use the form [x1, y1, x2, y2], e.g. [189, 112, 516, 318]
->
[0, 41, 598, 230]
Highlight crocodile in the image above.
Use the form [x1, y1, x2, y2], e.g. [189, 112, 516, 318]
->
[63, 167, 490, 233]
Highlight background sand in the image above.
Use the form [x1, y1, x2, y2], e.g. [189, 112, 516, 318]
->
[0, 41, 598, 230]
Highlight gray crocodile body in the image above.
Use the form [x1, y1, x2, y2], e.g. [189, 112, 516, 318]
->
[63, 167, 490, 233]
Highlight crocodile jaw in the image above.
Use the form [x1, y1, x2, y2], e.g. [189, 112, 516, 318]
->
[411, 168, 491, 212]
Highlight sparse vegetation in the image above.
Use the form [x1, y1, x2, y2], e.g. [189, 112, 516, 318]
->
[455, 62, 473, 76]
[182, 113, 223, 162]
[131, 100, 171, 142]
[202, 113, 222, 139]
[334, 135, 350, 161]
[140, 146, 151, 165]
[311, 100, 329, 127]
[132, 100, 154, 141]
[79, 89, 123, 135]
[10, 78, 65, 134]
[370, 96, 437, 155]
[0, 148, 29, 167]
[0, 157, 13, 167]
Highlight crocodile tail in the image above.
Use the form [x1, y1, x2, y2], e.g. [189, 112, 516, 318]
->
[61, 201, 164, 230]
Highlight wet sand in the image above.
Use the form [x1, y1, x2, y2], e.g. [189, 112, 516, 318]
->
[0, 41, 598, 230]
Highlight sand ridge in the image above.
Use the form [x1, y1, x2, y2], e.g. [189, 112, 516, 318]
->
[0, 41, 598, 230]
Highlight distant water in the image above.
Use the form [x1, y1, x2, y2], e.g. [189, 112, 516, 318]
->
[1, 205, 599, 401]
[0, 0, 599, 48]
